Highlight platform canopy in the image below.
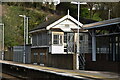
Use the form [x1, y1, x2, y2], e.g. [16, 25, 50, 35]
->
[82, 17, 120, 62]
[83, 18, 120, 30]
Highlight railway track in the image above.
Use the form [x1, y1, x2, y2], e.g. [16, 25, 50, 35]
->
[2, 73, 24, 80]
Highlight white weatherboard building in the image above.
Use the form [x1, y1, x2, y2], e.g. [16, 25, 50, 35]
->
[29, 13, 89, 69]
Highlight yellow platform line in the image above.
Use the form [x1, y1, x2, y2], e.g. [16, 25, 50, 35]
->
[0, 60, 117, 80]
[30, 65, 110, 80]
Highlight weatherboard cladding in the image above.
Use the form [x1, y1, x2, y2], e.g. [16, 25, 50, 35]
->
[83, 17, 120, 29]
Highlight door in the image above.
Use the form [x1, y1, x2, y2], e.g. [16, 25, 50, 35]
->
[33, 53, 38, 64]
[39, 53, 46, 66]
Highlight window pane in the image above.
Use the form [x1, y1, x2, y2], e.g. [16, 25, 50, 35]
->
[116, 37, 118, 42]
[64, 33, 67, 43]
[60, 35, 62, 44]
[53, 35, 59, 44]
[80, 36, 83, 40]
[53, 34, 63, 45]
[34, 53, 38, 55]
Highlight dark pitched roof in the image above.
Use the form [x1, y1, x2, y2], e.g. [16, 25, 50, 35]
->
[30, 16, 62, 32]
[83, 18, 120, 30]
[30, 15, 97, 32]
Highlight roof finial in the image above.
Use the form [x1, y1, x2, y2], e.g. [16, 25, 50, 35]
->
[67, 9, 70, 15]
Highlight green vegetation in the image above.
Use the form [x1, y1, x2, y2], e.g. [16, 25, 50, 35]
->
[2, 2, 120, 48]
[81, 8, 102, 21]
[3, 5, 48, 47]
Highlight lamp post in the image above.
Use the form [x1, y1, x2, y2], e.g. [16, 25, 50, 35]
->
[0, 23, 4, 60]
[43, 0, 60, 5]
[19, 15, 30, 63]
[43, 0, 60, 11]
[19, 15, 26, 63]
[108, 9, 111, 19]
[26, 17, 29, 44]
[19, 15, 30, 64]
[71, 1, 87, 70]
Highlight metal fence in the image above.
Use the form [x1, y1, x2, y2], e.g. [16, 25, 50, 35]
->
[13, 45, 31, 63]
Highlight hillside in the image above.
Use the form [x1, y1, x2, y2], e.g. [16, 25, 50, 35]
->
[2, 4, 58, 48]
[2, 3, 102, 48]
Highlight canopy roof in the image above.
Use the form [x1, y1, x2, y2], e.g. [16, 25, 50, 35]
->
[83, 18, 120, 30]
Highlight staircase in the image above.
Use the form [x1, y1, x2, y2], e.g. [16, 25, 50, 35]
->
[79, 52, 85, 70]
[79, 40, 86, 70]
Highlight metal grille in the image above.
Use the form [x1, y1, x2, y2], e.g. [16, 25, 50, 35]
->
[64, 33, 74, 54]
[79, 33, 89, 70]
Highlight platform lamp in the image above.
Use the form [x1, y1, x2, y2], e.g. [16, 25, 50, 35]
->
[71, 1, 87, 70]
[0, 23, 4, 60]
[19, 15, 30, 63]
[19, 15, 26, 63]
[43, 0, 60, 11]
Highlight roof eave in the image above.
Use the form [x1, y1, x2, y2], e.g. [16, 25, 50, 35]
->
[83, 22, 120, 30]
[29, 28, 46, 34]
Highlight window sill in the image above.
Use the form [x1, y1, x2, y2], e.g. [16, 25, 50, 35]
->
[52, 44, 63, 46]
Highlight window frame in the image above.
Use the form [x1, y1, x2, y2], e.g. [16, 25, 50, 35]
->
[53, 34, 63, 45]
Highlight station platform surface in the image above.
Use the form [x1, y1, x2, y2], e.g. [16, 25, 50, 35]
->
[0, 60, 119, 80]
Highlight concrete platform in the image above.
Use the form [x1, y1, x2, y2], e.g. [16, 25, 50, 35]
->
[0, 60, 119, 80]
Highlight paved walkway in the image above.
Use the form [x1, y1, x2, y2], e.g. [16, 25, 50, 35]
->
[0, 60, 119, 80]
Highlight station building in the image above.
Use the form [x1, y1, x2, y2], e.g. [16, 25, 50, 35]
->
[29, 13, 89, 69]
